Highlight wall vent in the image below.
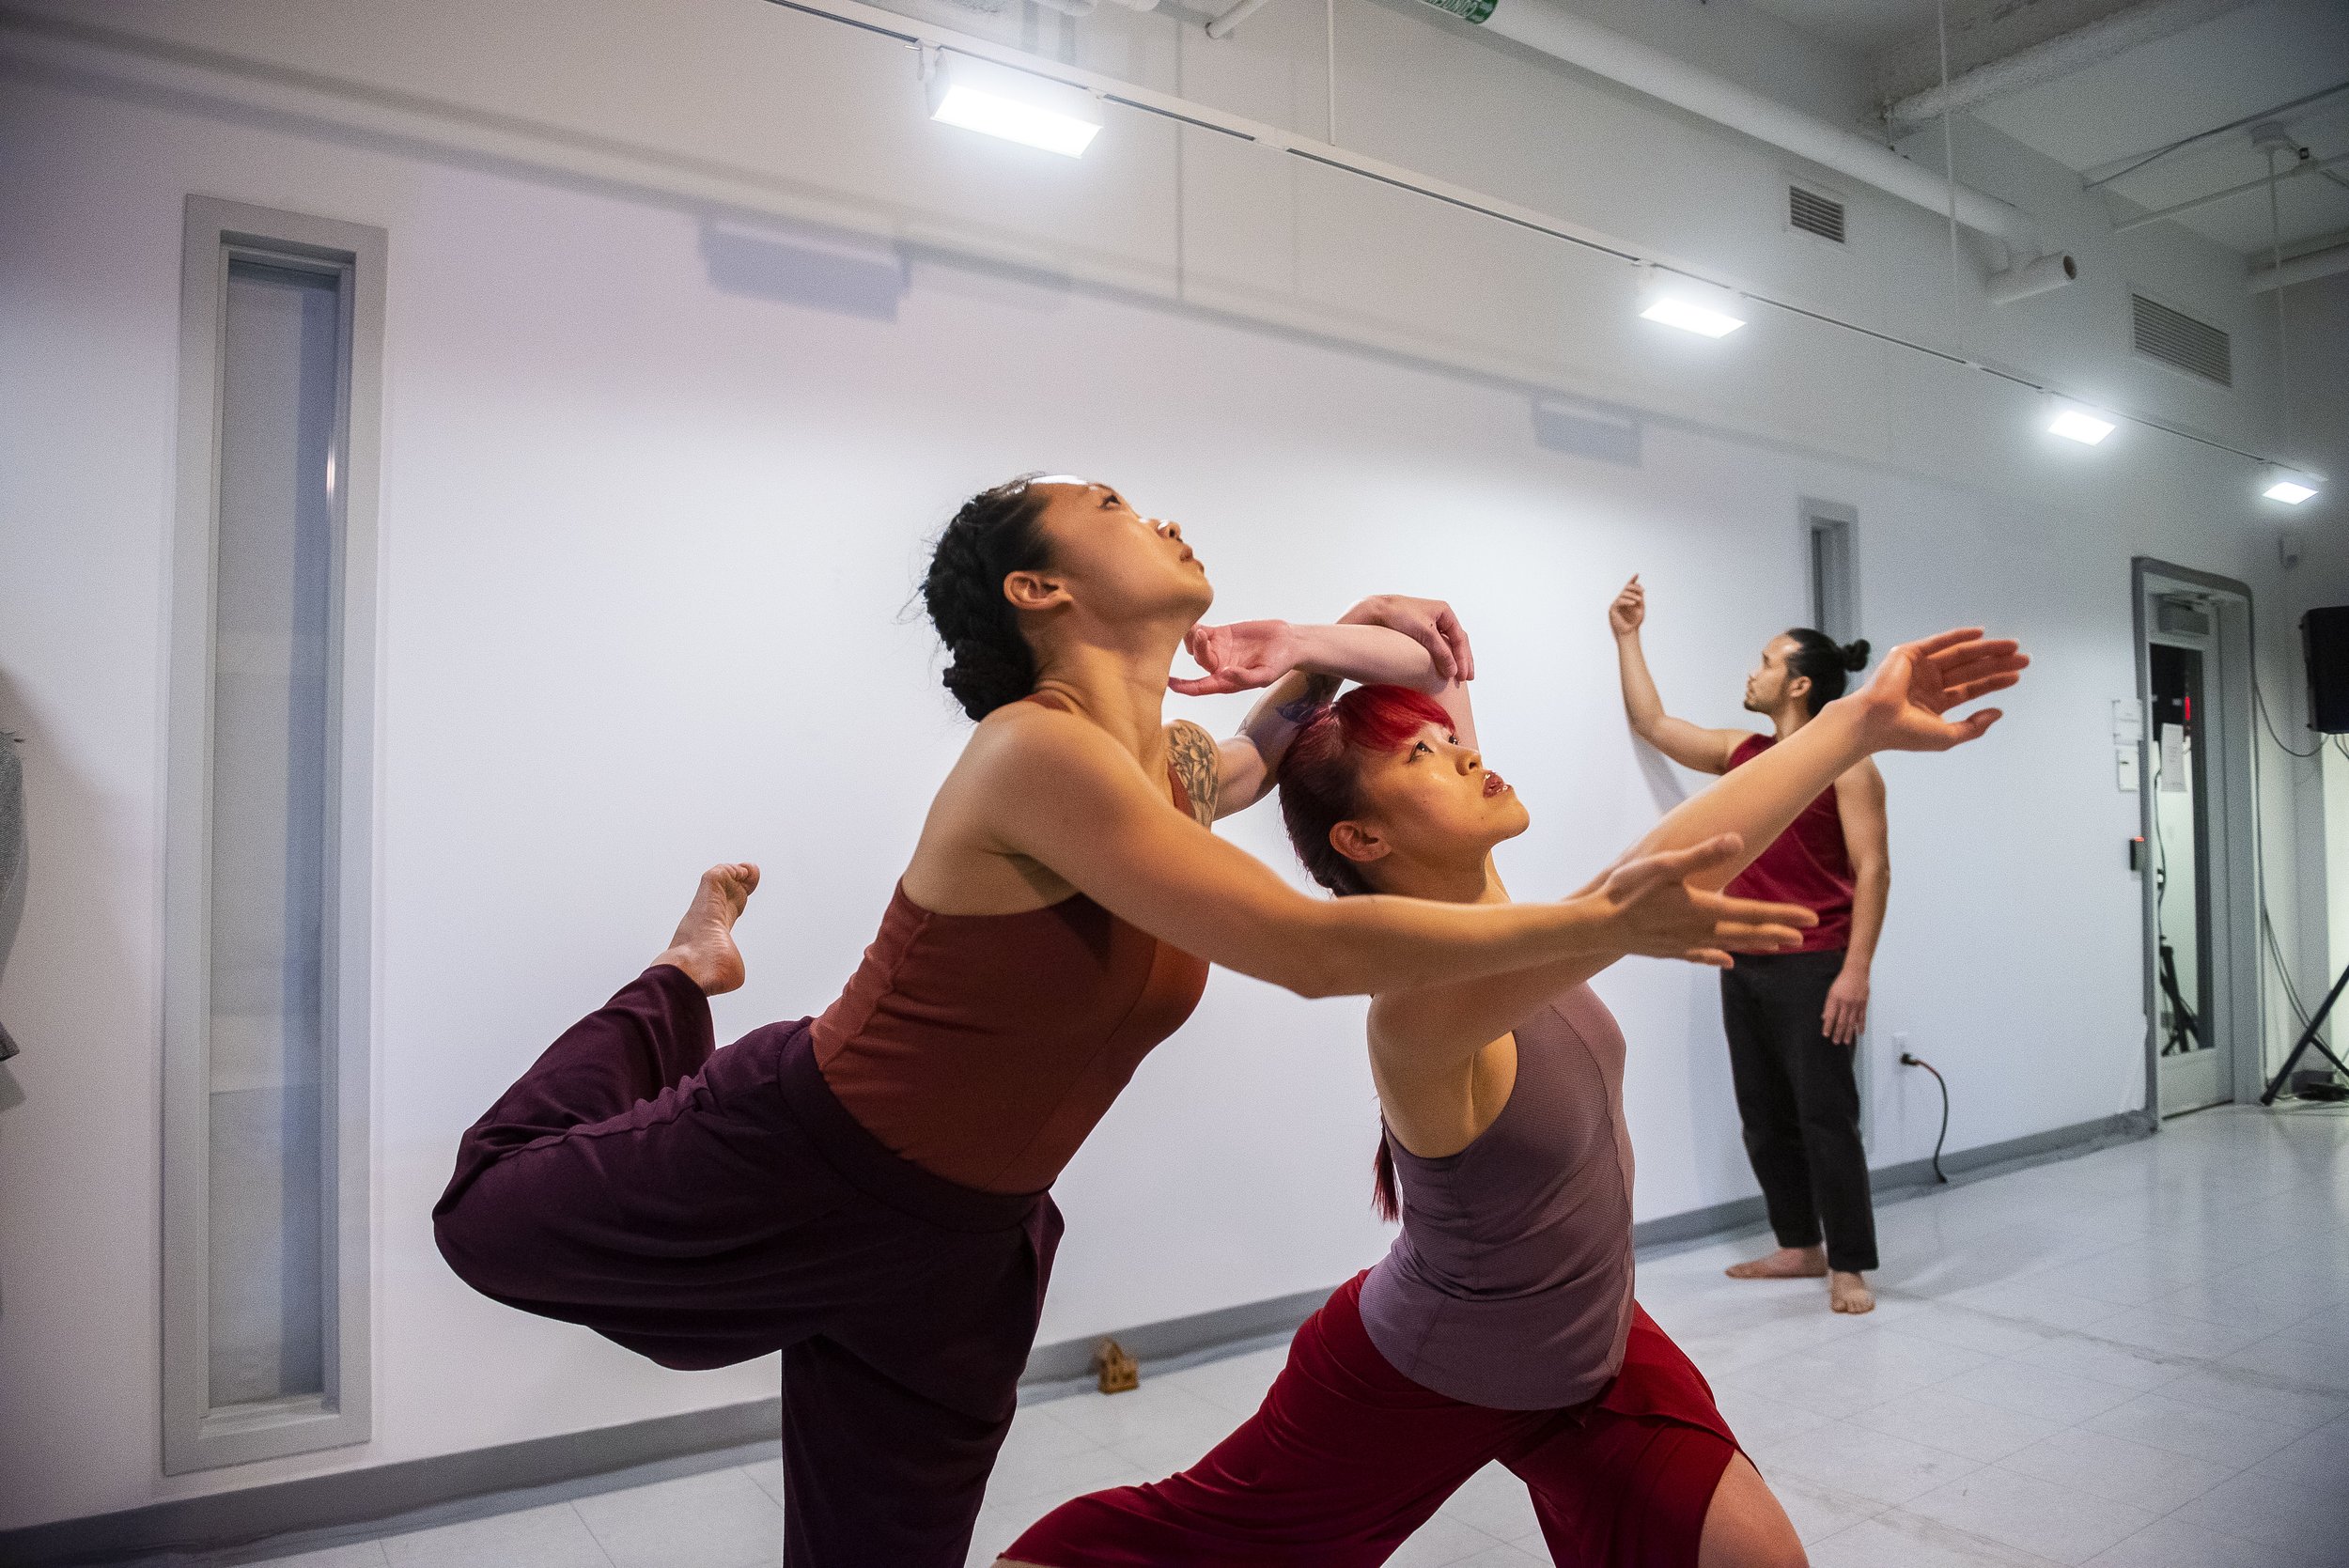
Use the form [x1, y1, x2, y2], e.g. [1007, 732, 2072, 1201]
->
[1789, 184, 1846, 244]
[2132, 294, 2232, 387]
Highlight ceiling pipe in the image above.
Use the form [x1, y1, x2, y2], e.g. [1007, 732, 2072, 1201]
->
[1206, 0, 1276, 39]
[1984, 250, 2078, 303]
[1883, 0, 2255, 131]
[2250, 240, 2349, 293]
[1409, 0, 2075, 299]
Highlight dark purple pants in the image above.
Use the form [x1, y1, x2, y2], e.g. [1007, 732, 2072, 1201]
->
[433, 964, 1063, 1567]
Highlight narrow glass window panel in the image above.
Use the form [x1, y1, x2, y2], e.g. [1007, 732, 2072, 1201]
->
[1805, 511, 1857, 644]
[208, 259, 341, 1408]
[1809, 527, 1834, 631]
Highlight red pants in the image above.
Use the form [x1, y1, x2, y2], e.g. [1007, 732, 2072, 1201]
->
[1008, 1273, 1738, 1567]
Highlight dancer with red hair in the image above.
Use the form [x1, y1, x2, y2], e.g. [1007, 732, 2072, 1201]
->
[1003, 614, 2026, 1568]
[432, 476, 1816, 1568]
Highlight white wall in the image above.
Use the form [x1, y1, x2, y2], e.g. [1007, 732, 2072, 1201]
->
[0, 0, 2336, 1533]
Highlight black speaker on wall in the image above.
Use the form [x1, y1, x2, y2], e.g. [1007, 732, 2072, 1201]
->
[2307, 606, 2349, 735]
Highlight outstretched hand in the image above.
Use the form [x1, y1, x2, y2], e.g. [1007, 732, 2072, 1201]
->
[1594, 834, 1815, 967]
[1848, 629, 2030, 752]
[1169, 620, 1305, 696]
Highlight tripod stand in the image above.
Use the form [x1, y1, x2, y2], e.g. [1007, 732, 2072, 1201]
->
[2259, 958, 2349, 1106]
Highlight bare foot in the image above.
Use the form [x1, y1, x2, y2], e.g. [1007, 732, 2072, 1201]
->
[653, 862, 759, 995]
[1830, 1271, 1875, 1313]
[1726, 1245, 1828, 1281]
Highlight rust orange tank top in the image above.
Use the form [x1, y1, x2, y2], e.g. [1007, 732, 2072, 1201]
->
[813, 729, 1211, 1194]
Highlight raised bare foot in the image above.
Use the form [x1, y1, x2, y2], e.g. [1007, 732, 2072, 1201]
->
[1830, 1271, 1875, 1313]
[654, 862, 759, 996]
[1725, 1245, 1828, 1281]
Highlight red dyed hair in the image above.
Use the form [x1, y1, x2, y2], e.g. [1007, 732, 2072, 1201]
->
[1276, 684, 1455, 900]
[1274, 682, 1454, 1226]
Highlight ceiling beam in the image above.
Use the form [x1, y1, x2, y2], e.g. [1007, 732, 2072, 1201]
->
[1873, 0, 2254, 130]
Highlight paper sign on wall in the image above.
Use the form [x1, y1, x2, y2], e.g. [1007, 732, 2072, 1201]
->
[2159, 725, 2186, 792]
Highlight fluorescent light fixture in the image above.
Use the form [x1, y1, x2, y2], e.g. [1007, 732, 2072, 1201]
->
[2263, 464, 2321, 505]
[2046, 399, 2116, 445]
[1637, 269, 1747, 337]
[926, 54, 1102, 158]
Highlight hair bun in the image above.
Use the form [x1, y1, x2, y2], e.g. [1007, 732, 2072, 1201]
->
[1841, 639, 1872, 672]
[940, 637, 1033, 722]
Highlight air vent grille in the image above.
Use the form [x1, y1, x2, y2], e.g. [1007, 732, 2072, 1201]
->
[1789, 185, 1846, 244]
[2132, 294, 2232, 386]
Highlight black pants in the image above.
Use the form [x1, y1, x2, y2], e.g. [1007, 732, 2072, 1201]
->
[1719, 948, 1877, 1273]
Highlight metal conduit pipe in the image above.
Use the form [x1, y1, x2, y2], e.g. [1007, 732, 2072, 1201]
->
[2250, 240, 2349, 294]
[1411, 0, 2071, 287]
[1884, 0, 2256, 130]
[1206, 0, 1276, 39]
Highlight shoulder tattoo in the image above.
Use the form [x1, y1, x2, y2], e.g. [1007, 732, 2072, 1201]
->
[1167, 720, 1222, 827]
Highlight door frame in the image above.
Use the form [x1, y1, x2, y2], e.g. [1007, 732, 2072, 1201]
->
[2132, 559, 2263, 1117]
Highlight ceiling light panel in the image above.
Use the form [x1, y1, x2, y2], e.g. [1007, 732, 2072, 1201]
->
[2263, 465, 2321, 505]
[926, 54, 1102, 158]
[2046, 400, 2116, 445]
[1637, 270, 1746, 337]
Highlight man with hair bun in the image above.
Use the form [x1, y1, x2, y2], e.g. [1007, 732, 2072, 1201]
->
[1610, 578, 1889, 1315]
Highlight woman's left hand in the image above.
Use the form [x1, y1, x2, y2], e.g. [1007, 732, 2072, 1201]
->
[1169, 620, 1306, 696]
[1822, 969, 1869, 1045]
[1850, 629, 2030, 752]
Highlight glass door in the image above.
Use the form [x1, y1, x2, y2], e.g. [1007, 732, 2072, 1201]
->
[2150, 629, 2227, 1113]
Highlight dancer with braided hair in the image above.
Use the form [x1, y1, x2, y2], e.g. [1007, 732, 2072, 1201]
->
[1000, 616, 2025, 1568]
[432, 475, 1816, 1568]
[1610, 580, 1889, 1313]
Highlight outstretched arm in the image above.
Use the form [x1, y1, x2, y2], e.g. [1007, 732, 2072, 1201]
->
[1613, 629, 2019, 890]
[1376, 629, 2024, 1060]
[970, 702, 1815, 1000]
[1610, 576, 1751, 774]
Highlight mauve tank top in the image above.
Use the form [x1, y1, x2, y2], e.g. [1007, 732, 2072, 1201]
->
[1358, 984, 1636, 1410]
[813, 753, 1210, 1195]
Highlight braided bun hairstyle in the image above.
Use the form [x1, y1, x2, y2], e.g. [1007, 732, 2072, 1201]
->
[923, 474, 1055, 721]
[1783, 628, 1872, 716]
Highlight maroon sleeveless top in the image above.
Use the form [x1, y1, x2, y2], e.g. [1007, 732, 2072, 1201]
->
[1721, 733, 1854, 952]
[813, 726, 1210, 1193]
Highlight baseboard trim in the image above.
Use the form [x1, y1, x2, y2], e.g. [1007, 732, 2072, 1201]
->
[1016, 1282, 1336, 1402]
[4, 1109, 2151, 1566]
[1628, 1109, 2155, 1255]
[0, 1404, 784, 1568]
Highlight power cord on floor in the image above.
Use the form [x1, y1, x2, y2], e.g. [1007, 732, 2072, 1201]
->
[1899, 1053, 1951, 1185]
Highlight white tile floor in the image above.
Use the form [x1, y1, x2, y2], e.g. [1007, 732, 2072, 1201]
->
[254, 1106, 2349, 1568]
